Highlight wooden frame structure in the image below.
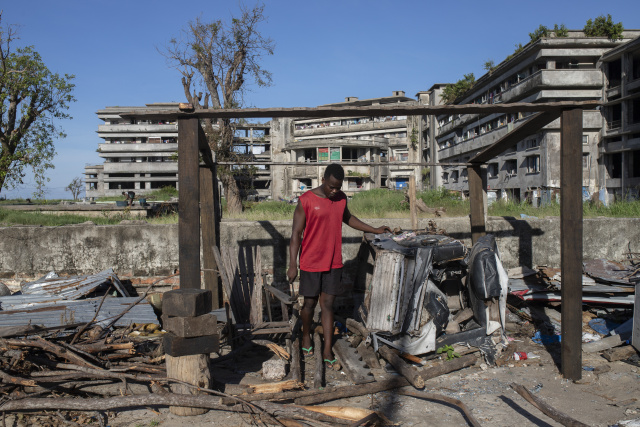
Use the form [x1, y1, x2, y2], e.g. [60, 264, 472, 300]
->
[125, 100, 596, 381]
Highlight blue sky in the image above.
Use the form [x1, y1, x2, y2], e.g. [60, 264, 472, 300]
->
[1, 0, 639, 199]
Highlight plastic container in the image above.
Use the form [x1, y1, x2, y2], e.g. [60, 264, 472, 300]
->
[514, 352, 540, 361]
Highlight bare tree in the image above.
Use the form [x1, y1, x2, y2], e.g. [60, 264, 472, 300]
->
[161, 3, 274, 214]
[65, 176, 83, 201]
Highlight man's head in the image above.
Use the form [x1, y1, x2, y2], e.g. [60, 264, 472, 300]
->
[321, 164, 344, 198]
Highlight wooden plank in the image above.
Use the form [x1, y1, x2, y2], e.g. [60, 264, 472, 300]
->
[264, 284, 296, 305]
[200, 166, 219, 308]
[122, 100, 599, 120]
[468, 165, 487, 245]
[560, 108, 583, 381]
[356, 341, 381, 369]
[250, 247, 264, 325]
[212, 246, 232, 305]
[333, 338, 375, 384]
[178, 117, 201, 289]
[409, 176, 417, 230]
[163, 333, 219, 357]
[470, 111, 560, 164]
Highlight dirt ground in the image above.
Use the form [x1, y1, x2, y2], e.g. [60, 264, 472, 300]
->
[4, 330, 638, 427]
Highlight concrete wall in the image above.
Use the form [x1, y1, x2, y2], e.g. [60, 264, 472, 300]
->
[1, 217, 638, 287]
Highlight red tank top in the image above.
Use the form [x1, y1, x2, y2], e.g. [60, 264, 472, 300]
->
[299, 190, 347, 272]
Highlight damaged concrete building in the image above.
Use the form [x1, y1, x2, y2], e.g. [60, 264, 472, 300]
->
[271, 91, 426, 197]
[430, 31, 640, 204]
[85, 93, 427, 200]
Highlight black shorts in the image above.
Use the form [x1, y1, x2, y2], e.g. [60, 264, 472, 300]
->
[299, 268, 343, 297]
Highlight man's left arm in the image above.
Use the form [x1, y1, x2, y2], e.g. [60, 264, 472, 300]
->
[343, 205, 391, 234]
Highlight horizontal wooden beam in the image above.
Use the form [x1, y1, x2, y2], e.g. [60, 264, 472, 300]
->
[121, 101, 599, 120]
[469, 111, 561, 164]
[216, 161, 468, 167]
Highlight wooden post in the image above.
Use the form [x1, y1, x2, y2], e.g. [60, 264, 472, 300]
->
[409, 175, 418, 230]
[560, 108, 583, 380]
[468, 164, 486, 245]
[200, 165, 219, 308]
[169, 119, 213, 416]
[178, 117, 201, 289]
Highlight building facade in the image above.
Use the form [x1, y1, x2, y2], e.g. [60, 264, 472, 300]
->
[431, 31, 640, 205]
[273, 91, 425, 197]
[600, 36, 640, 201]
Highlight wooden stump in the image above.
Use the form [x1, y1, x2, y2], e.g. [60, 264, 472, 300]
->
[166, 354, 212, 416]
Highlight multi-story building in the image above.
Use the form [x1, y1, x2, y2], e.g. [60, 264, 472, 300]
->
[85, 103, 180, 198]
[600, 35, 640, 201]
[273, 91, 425, 197]
[431, 31, 640, 205]
[85, 104, 274, 199]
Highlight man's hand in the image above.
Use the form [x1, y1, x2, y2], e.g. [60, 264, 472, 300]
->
[373, 225, 392, 234]
[287, 266, 298, 284]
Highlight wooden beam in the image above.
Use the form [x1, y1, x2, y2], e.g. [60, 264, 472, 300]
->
[200, 165, 219, 308]
[409, 176, 417, 230]
[470, 111, 560, 164]
[178, 117, 201, 290]
[468, 165, 487, 245]
[560, 108, 583, 381]
[121, 100, 599, 121]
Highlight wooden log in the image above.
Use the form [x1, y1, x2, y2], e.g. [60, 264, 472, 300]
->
[165, 354, 212, 416]
[346, 318, 369, 339]
[264, 284, 296, 305]
[421, 354, 477, 381]
[378, 345, 424, 389]
[163, 333, 219, 357]
[356, 341, 381, 369]
[298, 406, 375, 423]
[313, 330, 323, 388]
[397, 387, 482, 427]
[249, 380, 304, 395]
[1, 337, 101, 370]
[510, 382, 589, 427]
[291, 336, 301, 383]
[250, 247, 264, 325]
[75, 342, 134, 354]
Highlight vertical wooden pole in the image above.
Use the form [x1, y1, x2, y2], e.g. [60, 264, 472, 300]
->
[178, 117, 201, 289]
[560, 108, 583, 380]
[200, 165, 219, 308]
[409, 175, 418, 230]
[468, 164, 486, 245]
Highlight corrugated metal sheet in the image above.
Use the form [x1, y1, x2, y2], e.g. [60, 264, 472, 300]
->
[0, 296, 158, 328]
[20, 269, 130, 300]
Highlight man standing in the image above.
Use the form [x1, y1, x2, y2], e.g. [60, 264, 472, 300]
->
[287, 164, 391, 369]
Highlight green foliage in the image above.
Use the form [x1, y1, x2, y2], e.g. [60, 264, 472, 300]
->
[584, 14, 624, 40]
[529, 24, 550, 42]
[483, 59, 496, 74]
[437, 345, 460, 361]
[0, 16, 76, 197]
[346, 170, 370, 178]
[553, 24, 568, 37]
[441, 73, 475, 104]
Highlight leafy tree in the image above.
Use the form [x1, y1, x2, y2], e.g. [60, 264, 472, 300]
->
[65, 176, 83, 200]
[483, 59, 496, 74]
[584, 14, 624, 40]
[441, 73, 475, 104]
[529, 25, 550, 42]
[0, 14, 76, 197]
[162, 3, 274, 214]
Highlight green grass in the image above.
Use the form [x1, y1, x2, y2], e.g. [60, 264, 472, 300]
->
[0, 208, 122, 226]
[0, 198, 64, 205]
[96, 186, 178, 202]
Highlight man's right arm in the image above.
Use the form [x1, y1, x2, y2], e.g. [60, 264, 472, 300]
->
[287, 201, 305, 284]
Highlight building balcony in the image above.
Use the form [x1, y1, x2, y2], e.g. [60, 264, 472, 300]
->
[97, 124, 178, 135]
[103, 162, 178, 174]
[98, 143, 178, 153]
[294, 119, 405, 138]
[290, 165, 319, 179]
